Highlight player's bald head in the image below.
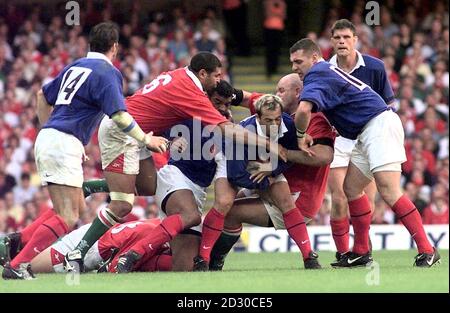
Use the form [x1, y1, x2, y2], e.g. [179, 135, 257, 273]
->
[276, 74, 303, 115]
[277, 73, 302, 90]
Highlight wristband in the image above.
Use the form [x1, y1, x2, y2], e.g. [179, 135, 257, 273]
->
[296, 128, 306, 138]
[231, 88, 244, 106]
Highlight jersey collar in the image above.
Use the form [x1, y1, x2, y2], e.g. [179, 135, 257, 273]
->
[255, 117, 289, 142]
[86, 52, 113, 65]
[329, 50, 365, 74]
[185, 67, 204, 92]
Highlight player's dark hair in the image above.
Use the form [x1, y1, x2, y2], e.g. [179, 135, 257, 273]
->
[89, 22, 119, 54]
[331, 19, 356, 36]
[189, 52, 222, 74]
[289, 38, 322, 57]
[214, 80, 234, 98]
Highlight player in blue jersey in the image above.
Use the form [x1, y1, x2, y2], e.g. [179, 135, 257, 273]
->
[290, 38, 440, 268]
[2, 22, 168, 280]
[193, 94, 320, 271]
[327, 19, 396, 263]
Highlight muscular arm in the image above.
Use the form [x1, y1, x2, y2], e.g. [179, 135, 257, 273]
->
[294, 100, 313, 132]
[216, 121, 286, 161]
[286, 144, 333, 167]
[238, 90, 253, 109]
[36, 89, 53, 126]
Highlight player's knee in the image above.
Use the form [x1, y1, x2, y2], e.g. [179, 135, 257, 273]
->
[343, 179, 360, 201]
[331, 190, 348, 211]
[108, 192, 134, 217]
[274, 195, 295, 212]
[214, 196, 234, 213]
[108, 201, 132, 217]
[377, 185, 401, 207]
[181, 211, 202, 229]
[60, 213, 78, 229]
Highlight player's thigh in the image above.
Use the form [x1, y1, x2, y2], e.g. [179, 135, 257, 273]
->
[30, 247, 54, 273]
[373, 170, 403, 207]
[328, 167, 347, 196]
[47, 184, 83, 227]
[165, 189, 202, 227]
[343, 162, 373, 201]
[170, 233, 201, 271]
[225, 197, 270, 229]
[135, 156, 157, 196]
[267, 180, 295, 213]
[213, 178, 237, 213]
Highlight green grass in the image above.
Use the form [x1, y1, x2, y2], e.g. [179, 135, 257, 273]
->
[0, 250, 447, 293]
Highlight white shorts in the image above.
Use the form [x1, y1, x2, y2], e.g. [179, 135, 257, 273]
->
[98, 116, 151, 175]
[351, 110, 407, 180]
[50, 223, 102, 273]
[34, 128, 85, 188]
[155, 165, 206, 233]
[330, 136, 356, 169]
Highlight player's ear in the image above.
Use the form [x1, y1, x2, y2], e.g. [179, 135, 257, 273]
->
[198, 69, 208, 79]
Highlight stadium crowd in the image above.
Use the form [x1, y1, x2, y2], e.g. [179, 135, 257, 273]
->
[0, 0, 448, 236]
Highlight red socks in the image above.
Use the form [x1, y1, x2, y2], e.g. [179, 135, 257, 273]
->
[392, 195, 433, 254]
[11, 214, 69, 268]
[199, 208, 225, 262]
[348, 194, 372, 255]
[131, 214, 183, 256]
[20, 209, 56, 245]
[330, 217, 350, 254]
[283, 208, 312, 260]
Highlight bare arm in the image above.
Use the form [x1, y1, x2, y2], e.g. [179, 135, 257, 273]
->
[216, 121, 287, 161]
[36, 89, 53, 126]
[294, 100, 313, 133]
[235, 90, 253, 109]
[286, 144, 333, 167]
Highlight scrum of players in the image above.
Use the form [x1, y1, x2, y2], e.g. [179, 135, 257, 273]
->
[0, 19, 440, 280]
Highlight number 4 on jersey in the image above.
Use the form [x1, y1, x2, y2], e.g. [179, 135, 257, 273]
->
[56, 66, 92, 105]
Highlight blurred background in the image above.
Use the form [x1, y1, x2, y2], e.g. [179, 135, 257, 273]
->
[0, 0, 448, 236]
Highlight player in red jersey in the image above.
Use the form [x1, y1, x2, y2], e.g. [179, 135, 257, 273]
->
[30, 219, 171, 274]
[65, 52, 286, 272]
[203, 74, 336, 271]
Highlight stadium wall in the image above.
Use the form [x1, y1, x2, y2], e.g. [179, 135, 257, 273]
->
[237, 225, 449, 252]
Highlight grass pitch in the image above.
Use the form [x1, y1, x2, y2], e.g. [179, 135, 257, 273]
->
[0, 250, 447, 293]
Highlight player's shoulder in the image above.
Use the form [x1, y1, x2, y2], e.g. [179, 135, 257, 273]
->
[311, 61, 331, 72]
[305, 61, 331, 80]
[361, 54, 386, 71]
[239, 114, 257, 127]
[78, 57, 121, 78]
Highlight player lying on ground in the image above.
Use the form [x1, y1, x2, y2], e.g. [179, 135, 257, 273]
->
[30, 219, 171, 275]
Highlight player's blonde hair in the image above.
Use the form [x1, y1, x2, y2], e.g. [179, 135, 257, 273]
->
[254, 94, 284, 116]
